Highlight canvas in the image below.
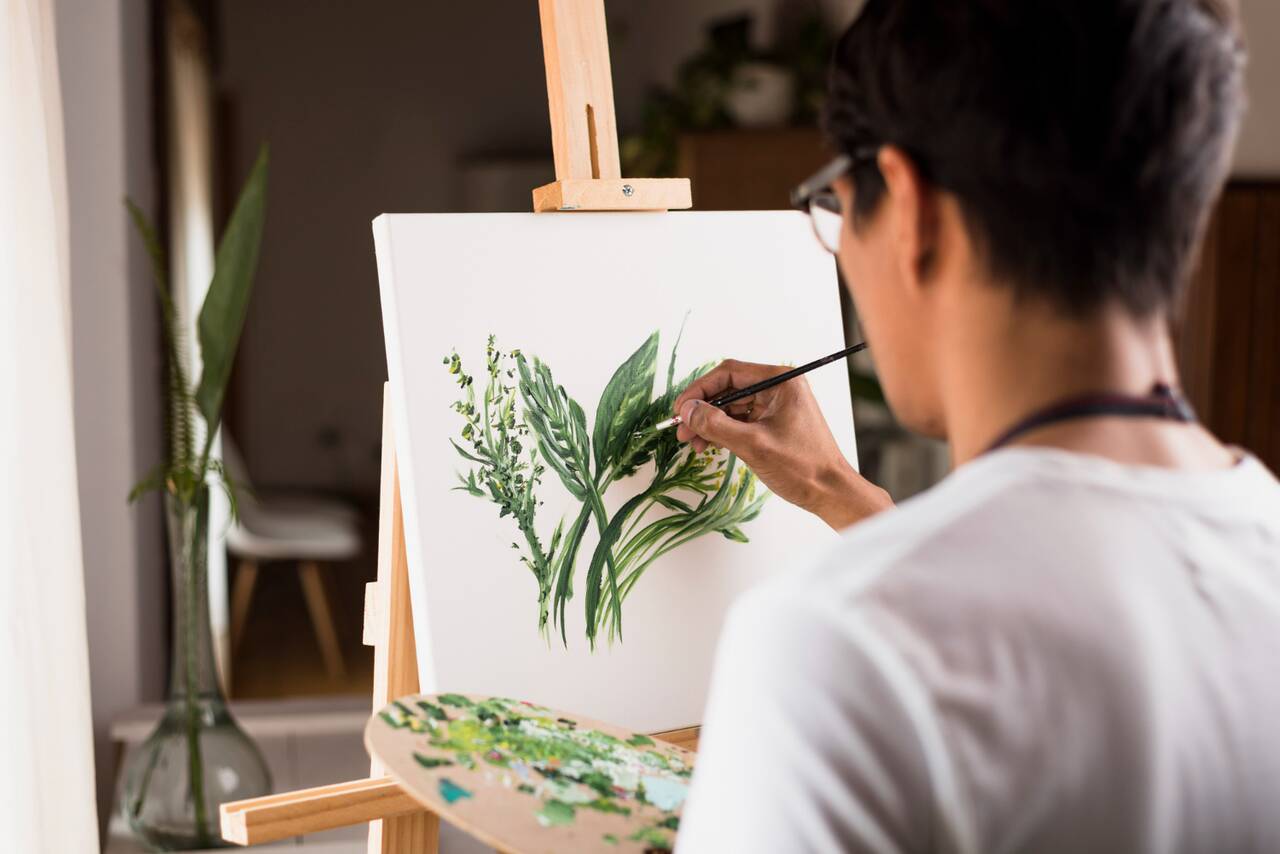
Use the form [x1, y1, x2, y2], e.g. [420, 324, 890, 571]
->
[374, 211, 856, 733]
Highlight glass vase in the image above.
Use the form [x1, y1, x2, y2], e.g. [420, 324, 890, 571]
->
[120, 487, 272, 850]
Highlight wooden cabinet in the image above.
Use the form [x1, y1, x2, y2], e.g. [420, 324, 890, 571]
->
[1178, 183, 1280, 470]
[679, 128, 830, 211]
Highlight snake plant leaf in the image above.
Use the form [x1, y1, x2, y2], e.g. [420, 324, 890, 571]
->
[592, 332, 659, 474]
[195, 145, 269, 450]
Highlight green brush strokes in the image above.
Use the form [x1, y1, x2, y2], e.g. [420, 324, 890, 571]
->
[629, 825, 674, 850]
[446, 327, 769, 646]
[413, 753, 453, 769]
[386, 695, 691, 834]
[537, 799, 576, 827]
[438, 778, 473, 804]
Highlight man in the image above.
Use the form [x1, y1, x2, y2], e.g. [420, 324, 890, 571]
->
[676, 1, 1280, 852]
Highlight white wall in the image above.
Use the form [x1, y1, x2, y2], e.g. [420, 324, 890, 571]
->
[55, 0, 165, 834]
[1237, 0, 1280, 176]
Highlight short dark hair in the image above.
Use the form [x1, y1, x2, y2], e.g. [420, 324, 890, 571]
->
[823, 0, 1245, 316]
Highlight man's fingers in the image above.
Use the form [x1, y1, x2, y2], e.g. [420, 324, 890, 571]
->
[678, 399, 759, 457]
[673, 359, 787, 415]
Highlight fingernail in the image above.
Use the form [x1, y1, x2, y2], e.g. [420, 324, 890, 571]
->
[680, 399, 701, 422]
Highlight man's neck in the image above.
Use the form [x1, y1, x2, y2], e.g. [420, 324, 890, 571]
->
[938, 293, 1232, 469]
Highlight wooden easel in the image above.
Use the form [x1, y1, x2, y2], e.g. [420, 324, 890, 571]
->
[220, 1, 693, 850]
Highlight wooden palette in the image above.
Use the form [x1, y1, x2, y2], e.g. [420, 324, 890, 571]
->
[365, 693, 697, 853]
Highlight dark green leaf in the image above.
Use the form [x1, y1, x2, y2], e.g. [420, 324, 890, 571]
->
[592, 332, 659, 474]
[195, 145, 269, 450]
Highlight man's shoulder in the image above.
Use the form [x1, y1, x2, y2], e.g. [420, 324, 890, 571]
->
[765, 452, 1035, 605]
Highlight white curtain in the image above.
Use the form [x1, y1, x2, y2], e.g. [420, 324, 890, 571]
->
[0, 0, 101, 850]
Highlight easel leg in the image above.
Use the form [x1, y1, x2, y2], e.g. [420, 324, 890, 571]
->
[369, 812, 440, 854]
[366, 386, 439, 853]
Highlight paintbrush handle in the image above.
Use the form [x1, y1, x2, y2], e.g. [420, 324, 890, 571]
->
[708, 341, 868, 407]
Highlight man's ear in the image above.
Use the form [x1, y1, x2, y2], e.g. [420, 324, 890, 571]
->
[877, 146, 939, 292]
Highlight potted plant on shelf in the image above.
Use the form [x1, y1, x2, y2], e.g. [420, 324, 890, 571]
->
[119, 145, 272, 850]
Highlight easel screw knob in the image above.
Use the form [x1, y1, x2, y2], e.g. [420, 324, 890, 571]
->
[622, 184, 634, 197]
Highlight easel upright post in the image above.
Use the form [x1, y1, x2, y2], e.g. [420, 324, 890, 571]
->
[365, 392, 438, 852]
[532, 0, 692, 211]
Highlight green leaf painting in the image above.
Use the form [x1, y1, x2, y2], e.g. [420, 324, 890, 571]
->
[446, 327, 769, 647]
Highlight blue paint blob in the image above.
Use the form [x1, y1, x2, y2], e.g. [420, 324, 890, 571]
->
[438, 777, 473, 804]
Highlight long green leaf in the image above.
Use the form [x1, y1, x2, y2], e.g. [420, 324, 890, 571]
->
[592, 332, 659, 474]
[195, 145, 269, 454]
[583, 491, 651, 647]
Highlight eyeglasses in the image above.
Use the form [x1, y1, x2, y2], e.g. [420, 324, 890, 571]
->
[790, 148, 879, 254]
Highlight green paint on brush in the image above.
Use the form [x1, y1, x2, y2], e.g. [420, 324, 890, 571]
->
[438, 778, 473, 804]
[537, 799, 576, 827]
[413, 753, 454, 769]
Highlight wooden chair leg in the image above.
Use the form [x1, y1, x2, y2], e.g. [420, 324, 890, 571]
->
[230, 559, 260, 654]
[299, 561, 346, 680]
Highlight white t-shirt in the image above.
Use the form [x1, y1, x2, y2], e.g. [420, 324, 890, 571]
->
[678, 448, 1280, 854]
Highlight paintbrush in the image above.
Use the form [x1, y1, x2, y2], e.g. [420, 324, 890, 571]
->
[652, 341, 869, 431]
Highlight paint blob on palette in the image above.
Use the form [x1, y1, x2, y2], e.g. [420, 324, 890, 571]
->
[365, 693, 696, 852]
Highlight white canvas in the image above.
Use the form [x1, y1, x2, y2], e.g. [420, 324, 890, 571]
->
[374, 211, 856, 733]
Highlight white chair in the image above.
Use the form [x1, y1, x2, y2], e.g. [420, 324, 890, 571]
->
[223, 435, 362, 681]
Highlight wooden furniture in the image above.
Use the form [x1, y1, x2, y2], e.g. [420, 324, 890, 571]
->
[223, 436, 362, 683]
[678, 127, 830, 211]
[220, 2, 697, 850]
[1177, 181, 1280, 472]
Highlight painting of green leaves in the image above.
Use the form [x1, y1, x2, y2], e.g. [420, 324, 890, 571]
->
[445, 329, 768, 647]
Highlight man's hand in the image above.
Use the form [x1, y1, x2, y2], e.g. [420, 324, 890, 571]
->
[673, 359, 893, 530]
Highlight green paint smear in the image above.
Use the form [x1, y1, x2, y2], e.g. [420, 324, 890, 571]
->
[386, 696, 694, 836]
[413, 752, 453, 769]
[629, 826, 672, 849]
[603, 834, 619, 845]
[417, 700, 448, 721]
[586, 799, 631, 817]
[438, 778, 473, 804]
[537, 799, 575, 827]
